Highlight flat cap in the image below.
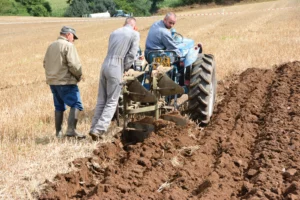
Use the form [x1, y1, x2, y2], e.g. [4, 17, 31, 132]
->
[60, 26, 78, 40]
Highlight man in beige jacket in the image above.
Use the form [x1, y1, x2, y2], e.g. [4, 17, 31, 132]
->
[43, 26, 85, 139]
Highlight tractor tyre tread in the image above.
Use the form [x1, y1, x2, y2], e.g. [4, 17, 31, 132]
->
[188, 54, 216, 125]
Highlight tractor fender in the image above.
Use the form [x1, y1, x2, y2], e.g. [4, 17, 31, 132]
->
[184, 47, 199, 67]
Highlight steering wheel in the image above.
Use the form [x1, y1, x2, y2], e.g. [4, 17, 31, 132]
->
[173, 32, 183, 44]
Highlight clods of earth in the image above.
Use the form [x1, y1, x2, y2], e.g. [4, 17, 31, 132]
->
[39, 61, 300, 200]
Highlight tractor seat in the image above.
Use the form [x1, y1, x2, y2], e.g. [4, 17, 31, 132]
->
[146, 50, 178, 64]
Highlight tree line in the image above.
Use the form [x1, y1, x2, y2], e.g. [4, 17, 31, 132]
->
[65, 0, 164, 17]
[0, 0, 51, 16]
[0, 0, 242, 17]
[65, 0, 241, 17]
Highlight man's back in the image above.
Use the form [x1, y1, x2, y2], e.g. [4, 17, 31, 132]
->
[145, 20, 167, 50]
[105, 25, 139, 71]
[44, 36, 81, 85]
[107, 25, 139, 58]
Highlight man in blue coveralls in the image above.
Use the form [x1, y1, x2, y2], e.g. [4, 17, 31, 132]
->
[145, 12, 186, 86]
[145, 12, 181, 60]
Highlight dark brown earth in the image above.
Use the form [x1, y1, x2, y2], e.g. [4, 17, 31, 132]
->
[39, 61, 300, 200]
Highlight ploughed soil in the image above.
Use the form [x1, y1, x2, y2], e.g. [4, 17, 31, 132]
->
[39, 62, 300, 200]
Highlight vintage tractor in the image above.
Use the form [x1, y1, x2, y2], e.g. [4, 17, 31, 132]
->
[121, 29, 216, 141]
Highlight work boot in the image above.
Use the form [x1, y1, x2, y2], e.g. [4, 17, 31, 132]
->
[55, 111, 64, 138]
[89, 130, 106, 141]
[66, 108, 86, 139]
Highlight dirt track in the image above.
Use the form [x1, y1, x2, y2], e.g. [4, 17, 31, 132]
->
[38, 61, 300, 200]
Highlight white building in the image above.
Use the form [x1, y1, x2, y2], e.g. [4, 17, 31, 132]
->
[88, 11, 110, 18]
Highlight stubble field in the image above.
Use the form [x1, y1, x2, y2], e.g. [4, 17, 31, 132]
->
[0, 0, 300, 199]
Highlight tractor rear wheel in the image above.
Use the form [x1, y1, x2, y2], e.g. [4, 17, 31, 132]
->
[188, 54, 216, 125]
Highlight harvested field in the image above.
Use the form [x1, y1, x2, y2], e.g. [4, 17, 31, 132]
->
[39, 61, 300, 199]
[0, 0, 300, 199]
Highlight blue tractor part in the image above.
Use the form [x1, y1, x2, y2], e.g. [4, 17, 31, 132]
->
[122, 29, 216, 125]
[113, 10, 130, 17]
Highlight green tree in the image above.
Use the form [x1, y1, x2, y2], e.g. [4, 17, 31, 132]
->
[114, 0, 134, 14]
[215, 0, 240, 4]
[132, 0, 151, 16]
[0, 0, 29, 16]
[65, 0, 115, 17]
[15, 0, 52, 16]
[43, 1, 52, 13]
[87, 0, 115, 14]
[114, 0, 152, 16]
[65, 0, 89, 16]
[0, 0, 12, 14]
[180, 0, 213, 4]
[150, 0, 164, 14]
[29, 4, 49, 16]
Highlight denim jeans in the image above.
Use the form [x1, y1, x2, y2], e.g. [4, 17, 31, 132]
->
[50, 85, 83, 111]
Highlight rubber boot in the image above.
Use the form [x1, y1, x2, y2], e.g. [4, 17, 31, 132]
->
[66, 108, 86, 139]
[89, 130, 106, 141]
[55, 111, 64, 138]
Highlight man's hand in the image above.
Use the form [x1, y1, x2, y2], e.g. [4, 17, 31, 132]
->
[77, 75, 85, 82]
